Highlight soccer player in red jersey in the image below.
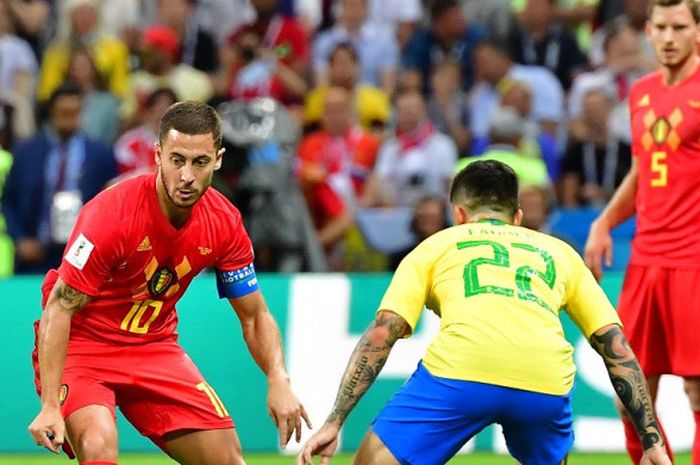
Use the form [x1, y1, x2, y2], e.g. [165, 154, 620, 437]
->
[585, 1, 700, 463]
[27, 101, 311, 465]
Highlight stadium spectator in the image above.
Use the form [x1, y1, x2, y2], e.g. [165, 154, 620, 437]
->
[37, 0, 130, 102]
[366, 0, 422, 48]
[5, 0, 49, 60]
[585, 1, 700, 463]
[0, 0, 37, 142]
[401, 0, 487, 93]
[426, 60, 471, 154]
[361, 90, 457, 208]
[218, 27, 308, 103]
[297, 87, 381, 265]
[298, 159, 671, 465]
[114, 88, 177, 177]
[125, 25, 213, 120]
[156, 0, 220, 73]
[2, 83, 116, 273]
[388, 194, 449, 270]
[568, 21, 650, 142]
[303, 42, 390, 133]
[0, 143, 12, 276]
[66, 48, 120, 144]
[227, 0, 310, 104]
[28, 101, 310, 464]
[461, 0, 515, 40]
[560, 87, 632, 207]
[519, 183, 553, 232]
[470, 39, 564, 142]
[509, 0, 589, 90]
[312, 0, 398, 96]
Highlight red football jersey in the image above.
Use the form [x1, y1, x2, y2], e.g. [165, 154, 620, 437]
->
[628, 64, 700, 268]
[46, 173, 254, 344]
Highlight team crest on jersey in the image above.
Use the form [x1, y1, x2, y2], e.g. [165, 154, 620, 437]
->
[148, 267, 176, 296]
[651, 117, 670, 145]
[59, 384, 69, 405]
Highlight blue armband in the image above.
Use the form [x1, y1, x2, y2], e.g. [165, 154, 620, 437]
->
[216, 264, 259, 299]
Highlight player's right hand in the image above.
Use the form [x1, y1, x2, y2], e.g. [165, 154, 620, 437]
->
[584, 219, 613, 281]
[28, 407, 64, 453]
[640, 445, 673, 465]
[297, 423, 340, 465]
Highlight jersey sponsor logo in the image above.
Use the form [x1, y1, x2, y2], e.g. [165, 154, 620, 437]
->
[65, 234, 95, 270]
[198, 246, 212, 255]
[148, 267, 176, 296]
[59, 384, 69, 405]
[137, 236, 152, 252]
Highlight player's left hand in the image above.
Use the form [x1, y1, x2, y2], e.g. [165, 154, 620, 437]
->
[267, 376, 312, 448]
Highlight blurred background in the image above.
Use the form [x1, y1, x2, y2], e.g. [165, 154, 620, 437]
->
[0, 0, 693, 461]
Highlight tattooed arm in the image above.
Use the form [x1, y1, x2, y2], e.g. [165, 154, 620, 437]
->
[590, 324, 671, 465]
[297, 310, 410, 465]
[28, 278, 90, 452]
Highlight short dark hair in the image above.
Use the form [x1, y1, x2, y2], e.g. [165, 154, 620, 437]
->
[648, 0, 700, 22]
[430, 0, 460, 21]
[450, 160, 519, 218]
[329, 41, 359, 64]
[45, 82, 82, 119]
[159, 101, 223, 149]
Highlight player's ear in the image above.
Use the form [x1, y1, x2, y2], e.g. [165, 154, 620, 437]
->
[154, 142, 162, 167]
[513, 208, 524, 226]
[214, 147, 225, 171]
[452, 205, 468, 225]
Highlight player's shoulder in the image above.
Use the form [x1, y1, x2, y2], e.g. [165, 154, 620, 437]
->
[83, 173, 151, 214]
[199, 186, 244, 224]
[630, 69, 664, 94]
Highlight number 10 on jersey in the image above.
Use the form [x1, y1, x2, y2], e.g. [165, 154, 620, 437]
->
[120, 299, 163, 334]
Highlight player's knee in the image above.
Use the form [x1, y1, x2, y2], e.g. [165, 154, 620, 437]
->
[72, 430, 117, 461]
[683, 377, 700, 411]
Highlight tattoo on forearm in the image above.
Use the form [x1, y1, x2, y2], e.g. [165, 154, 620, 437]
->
[326, 312, 408, 426]
[590, 326, 661, 450]
[55, 280, 90, 312]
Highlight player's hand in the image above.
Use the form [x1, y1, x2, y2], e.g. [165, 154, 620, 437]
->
[296, 423, 340, 465]
[267, 376, 312, 449]
[584, 218, 613, 281]
[28, 407, 64, 453]
[640, 445, 672, 465]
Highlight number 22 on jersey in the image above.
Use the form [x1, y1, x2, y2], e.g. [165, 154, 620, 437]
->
[458, 240, 557, 314]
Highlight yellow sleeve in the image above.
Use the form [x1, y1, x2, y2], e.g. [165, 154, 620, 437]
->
[377, 243, 434, 333]
[100, 39, 130, 99]
[562, 247, 621, 339]
[303, 88, 325, 126]
[37, 44, 69, 102]
[367, 88, 390, 124]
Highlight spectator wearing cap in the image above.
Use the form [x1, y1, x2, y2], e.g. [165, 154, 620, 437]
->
[401, 0, 487, 94]
[361, 90, 457, 208]
[312, 0, 398, 96]
[124, 25, 213, 120]
[156, 0, 219, 73]
[2, 83, 116, 273]
[37, 0, 130, 102]
[304, 42, 390, 133]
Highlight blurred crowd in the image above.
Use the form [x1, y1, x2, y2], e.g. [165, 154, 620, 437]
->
[0, 0, 658, 274]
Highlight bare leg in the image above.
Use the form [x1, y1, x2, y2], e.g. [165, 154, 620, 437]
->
[64, 405, 118, 463]
[683, 377, 700, 465]
[165, 428, 246, 465]
[352, 431, 401, 465]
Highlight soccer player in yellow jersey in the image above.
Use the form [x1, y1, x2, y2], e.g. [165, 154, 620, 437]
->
[298, 160, 671, 465]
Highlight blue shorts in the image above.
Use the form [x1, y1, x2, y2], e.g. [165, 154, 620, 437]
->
[372, 363, 574, 465]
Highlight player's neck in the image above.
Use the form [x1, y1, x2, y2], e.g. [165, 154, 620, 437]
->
[467, 212, 511, 225]
[662, 54, 700, 87]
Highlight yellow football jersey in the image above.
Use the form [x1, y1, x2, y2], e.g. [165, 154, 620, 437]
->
[379, 220, 621, 396]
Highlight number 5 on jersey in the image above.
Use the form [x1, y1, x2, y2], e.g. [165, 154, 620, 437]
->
[651, 151, 668, 187]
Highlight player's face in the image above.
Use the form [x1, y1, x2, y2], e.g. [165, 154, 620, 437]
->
[646, 3, 700, 68]
[156, 129, 223, 209]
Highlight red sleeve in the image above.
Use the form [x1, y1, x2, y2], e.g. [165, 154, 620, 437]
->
[57, 198, 124, 296]
[214, 206, 255, 272]
[281, 19, 309, 65]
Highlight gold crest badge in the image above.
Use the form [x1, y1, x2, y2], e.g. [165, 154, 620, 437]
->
[148, 267, 175, 296]
[651, 117, 670, 145]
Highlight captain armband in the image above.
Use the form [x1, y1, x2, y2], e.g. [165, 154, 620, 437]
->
[216, 263, 259, 299]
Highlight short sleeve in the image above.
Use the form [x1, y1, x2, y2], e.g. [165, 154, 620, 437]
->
[214, 212, 255, 272]
[377, 242, 433, 332]
[58, 200, 124, 296]
[562, 248, 622, 339]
